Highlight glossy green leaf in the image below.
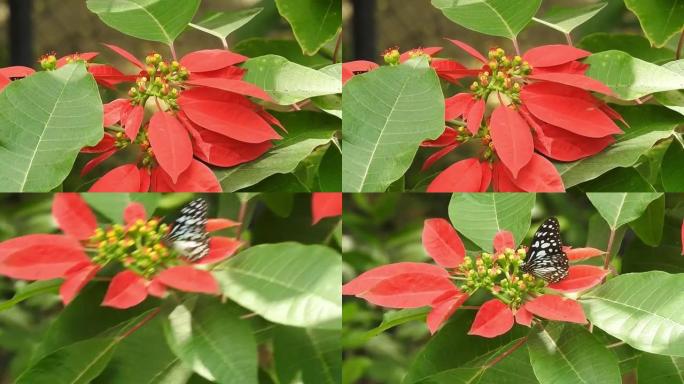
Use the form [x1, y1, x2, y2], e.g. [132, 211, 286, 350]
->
[624, 0, 684, 47]
[0, 280, 60, 312]
[587, 192, 662, 230]
[242, 55, 340, 105]
[528, 323, 620, 384]
[578, 167, 655, 192]
[431, 0, 541, 40]
[628, 194, 665, 246]
[584, 50, 684, 100]
[448, 193, 535, 251]
[556, 105, 682, 188]
[234, 38, 332, 68]
[81, 193, 161, 223]
[216, 111, 338, 192]
[275, 0, 341, 55]
[662, 139, 684, 191]
[273, 326, 341, 384]
[343, 58, 445, 192]
[163, 298, 257, 384]
[214, 242, 341, 329]
[17, 338, 118, 384]
[86, 0, 200, 45]
[637, 352, 684, 384]
[318, 144, 342, 192]
[578, 33, 674, 63]
[533, 1, 607, 34]
[622, 221, 684, 274]
[190, 8, 263, 41]
[655, 60, 684, 116]
[580, 271, 684, 356]
[0, 63, 103, 192]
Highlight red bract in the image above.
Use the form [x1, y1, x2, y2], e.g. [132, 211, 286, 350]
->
[427, 291, 469, 334]
[0, 194, 242, 308]
[493, 231, 515, 253]
[468, 299, 514, 338]
[421, 40, 624, 192]
[548, 265, 608, 292]
[523, 294, 587, 324]
[564, 247, 605, 261]
[312, 193, 343, 224]
[342, 61, 379, 84]
[359, 273, 459, 308]
[422, 218, 465, 268]
[82, 44, 284, 192]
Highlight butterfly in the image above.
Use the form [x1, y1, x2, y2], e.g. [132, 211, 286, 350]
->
[165, 198, 210, 261]
[520, 217, 569, 283]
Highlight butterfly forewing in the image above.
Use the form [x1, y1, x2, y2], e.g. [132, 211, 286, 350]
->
[521, 217, 569, 283]
[166, 198, 210, 261]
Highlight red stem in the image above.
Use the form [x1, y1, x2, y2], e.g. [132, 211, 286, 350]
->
[119, 307, 161, 340]
[484, 337, 528, 369]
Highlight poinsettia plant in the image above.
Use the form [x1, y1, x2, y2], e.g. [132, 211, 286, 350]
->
[0, 0, 342, 192]
[341, 0, 684, 192]
[0, 193, 342, 383]
[342, 193, 684, 383]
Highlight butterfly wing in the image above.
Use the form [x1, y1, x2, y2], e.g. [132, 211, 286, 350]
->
[521, 217, 569, 283]
[166, 198, 209, 261]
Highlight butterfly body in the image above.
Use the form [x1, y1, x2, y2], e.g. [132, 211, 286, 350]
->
[165, 198, 209, 261]
[521, 217, 569, 283]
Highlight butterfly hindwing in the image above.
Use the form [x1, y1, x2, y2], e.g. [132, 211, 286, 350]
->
[521, 217, 569, 283]
[166, 198, 209, 261]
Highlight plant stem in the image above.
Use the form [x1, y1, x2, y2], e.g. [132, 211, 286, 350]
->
[564, 33, 573, 46]
[235, 200, 248, 241]
[332, 32, 342, 64]
[221, 38, 229, 51]
[511, 37, 521, 56]
[677, 30, 684, 60]
[169, 43, 178, 61]
[603, 229, 617, 274]
[484, 337, 528, 369]
[607, 341, 626, 348]
[119, 307, 161, 340]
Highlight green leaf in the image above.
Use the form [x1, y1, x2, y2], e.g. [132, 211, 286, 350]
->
[556, 104, 682, 188]
[528, 323, 620, 384]
[0, 280, 60, 312]
[318, 144, 342, 191]
[234, 38, 332, 68]
[628, 195, 665, 246]
[163, 298, 257, 384]
[189, 8, 263, 41]
[82, 193, 161, 223]
[578, 33, 674, 64]
[578, 167, 655, 192]
[655, 60, 684, 116]
[587, 192, 662, 230]
[0, 63, 103, 192]
[622, 221, 684, 274]
[275, 0, 341, 55]
[364, 308, 429, 339]
[584, 50, 684, 100]
[343, 58, 445, 192]
[662, 139, 684, 191]
[273, 326, 341, 384]
[637, 352, 684, 384]
[533, 1, 607, 34]
[17, 337, 119, 384]
[580, 271, 684, 356]
[242, 55, 340, 105]
[448, 193, 535, 251]
[214, 242, 341, 329]
[431, 0, 541, 40]
[624, 0, 684, 47]
[86, 0, 200, 45]
[216, 111, 338, 192]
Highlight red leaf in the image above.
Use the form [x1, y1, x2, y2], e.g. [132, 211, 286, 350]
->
[0, 66, 35, 78]
[466, 98, 485, 135]
[82, 134, 116, 154]
[124, 105, 144, 140]
[52, 193, 97, 240]
[179, 97, 280, 143]
[422, 127, 458, 147]
[103, 43, 145, 69]
[148, 111, 193, 183]
[103, 99, 129, 127]
[81, 149, 116, 177]
[90, 164, 142, 192]
[60, 262, 100, 305]
[343, 262, 448, 295]
[529, 73, 614, 96]
[421, 144, 459, 171]
[312, 193, 342, 224]
[360, 273, 458, 308]
[196, 237, 242, 264]
[432, 60, 479, 83]
[523, 45, 591, 68]
[88, 64, 130, 85]
[468, 299, 514, 338]
[479, 163, 492, 192]
[490, 106, 534, 178]
[56, 52, 99, 68]
[0, 235, 89, 280]
[147, 279, 166, 298]
[422, 218, 465, 268]
[565, 247, 605, 261]
[342, 61, 379, 83]
[521, 82, 622, 138]
[445, 93, 474, 121]
[534, 61, 589, 75]
[138, 168, 151, 192]
[493, 231, 515, 253]
[150, 160, 222, 192]
[155, 266, 219, 294]
[525, 294, 587, 324]
[427, 292, 469, 334]
[124, 202, 147, 225]
[515, 305, 534, 327]
[400, 47, 443, 62]
[549, 265, 609, 292]
[185, 78, 272, 102]
[206, 218, 240, 232]
[102, 271, 148, 309]
[0, 75, 10, 91]
[427, 159, 488, 192]
[491, 161, 525, 192]
[180, 49, 247, 72]
[447, 39, 487, 63]
[505, 154, 565, 192]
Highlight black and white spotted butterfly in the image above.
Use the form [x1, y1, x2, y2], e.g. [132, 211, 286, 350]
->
[520, 217, 569, 283]
[164, 198, 210, 261]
